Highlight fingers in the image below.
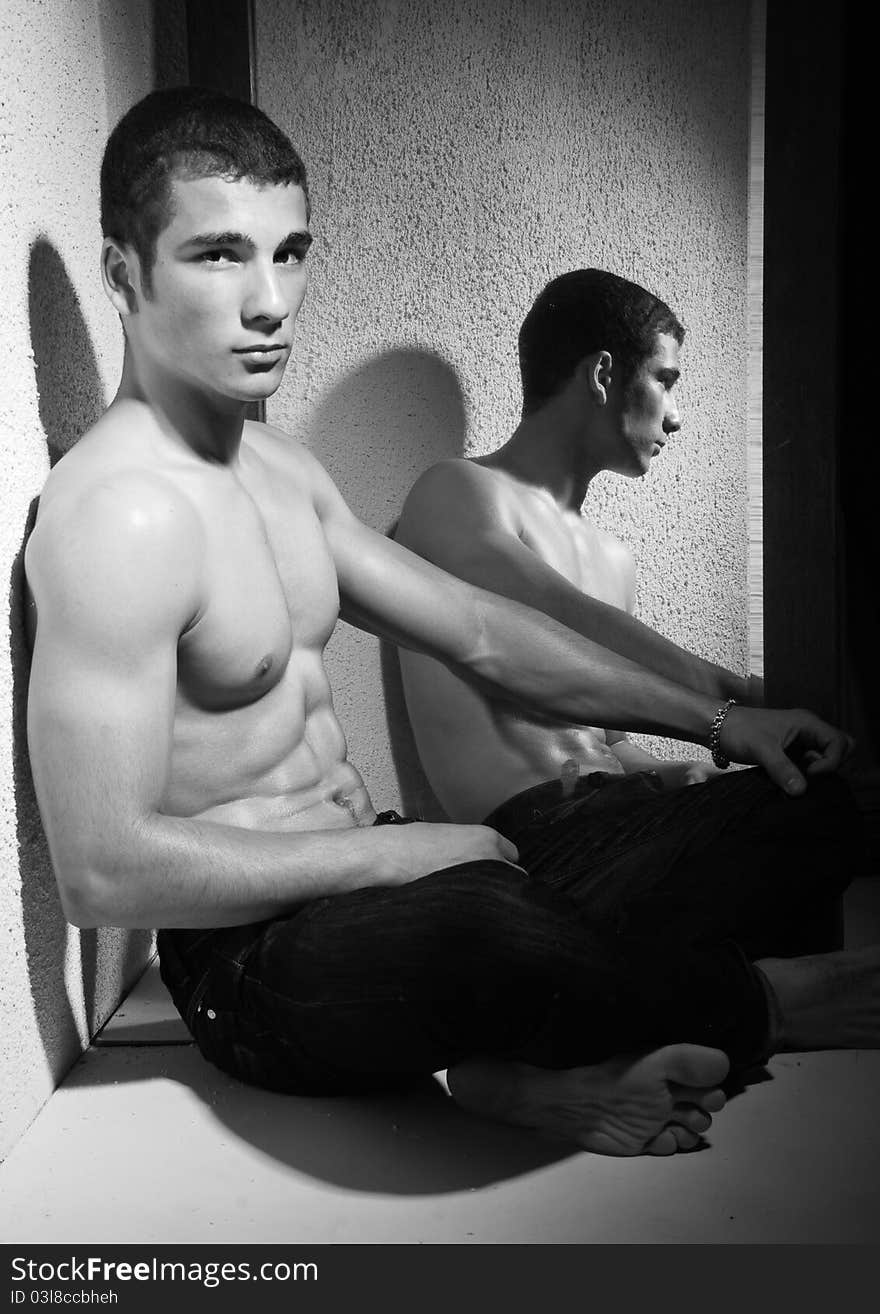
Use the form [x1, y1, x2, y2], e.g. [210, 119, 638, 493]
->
[779, 711, 852, 780]
[803, 729, 855, 775]
[720, 707, 853, 795]
[758, 749, 808, 797]
[478, 829, 526, 874]
[495, 834, 520, 865]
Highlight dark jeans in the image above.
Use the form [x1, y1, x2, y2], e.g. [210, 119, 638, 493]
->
[157, 769, 862, 1094]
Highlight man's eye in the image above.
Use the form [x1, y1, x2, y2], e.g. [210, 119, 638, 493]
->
[200, 249, 237, 264]
[276, 246, 308, 265]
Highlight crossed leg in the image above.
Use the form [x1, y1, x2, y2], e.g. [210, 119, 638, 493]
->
[445, 768, 870, 1156]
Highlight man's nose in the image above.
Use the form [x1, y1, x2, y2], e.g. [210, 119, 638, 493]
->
[243, 262, 290, 324]
[664, 399, 681, 434]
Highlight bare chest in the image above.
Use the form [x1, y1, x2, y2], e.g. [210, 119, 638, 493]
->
[178, 478, 338, 712]
[519, 502, 629, 608]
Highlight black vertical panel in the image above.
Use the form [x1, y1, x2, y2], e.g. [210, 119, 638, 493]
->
[762, 1, 843, 721]
[838, 9, 880, 773]
[153, 0, 189, 87]
[185, 0, 256, 102]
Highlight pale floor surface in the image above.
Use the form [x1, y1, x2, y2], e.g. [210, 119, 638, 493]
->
[2, 880, 880, 1244]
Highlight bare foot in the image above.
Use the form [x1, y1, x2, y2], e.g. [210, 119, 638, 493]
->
[447, 1045, 730, 1156]
[757, 944, 880, 1050]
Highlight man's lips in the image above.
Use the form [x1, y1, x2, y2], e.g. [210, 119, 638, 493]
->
[234, 344, 288, 354]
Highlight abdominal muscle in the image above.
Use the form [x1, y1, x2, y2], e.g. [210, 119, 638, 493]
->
[403, 652, 623, 823]
[166, 650, 377, 833]
[443, 719, 623, 823]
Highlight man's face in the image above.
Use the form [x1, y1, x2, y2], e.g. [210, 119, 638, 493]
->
[610, 332, 682, 477]
[129, 174, 311, 403]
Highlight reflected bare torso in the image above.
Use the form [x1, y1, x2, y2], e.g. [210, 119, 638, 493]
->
[398, 460, 631, 821]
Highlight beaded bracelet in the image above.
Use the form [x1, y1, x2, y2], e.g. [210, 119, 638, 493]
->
[708, 698, 737, 769]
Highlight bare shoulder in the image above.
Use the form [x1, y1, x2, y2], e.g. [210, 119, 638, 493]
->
[397, 457, 520, 551]
[243, 418, 308, 467]
[403, 456, 514, 510]
[27, 449, 204, 636]
[31, 458, 202, 569]
[244, 420, 341, 503]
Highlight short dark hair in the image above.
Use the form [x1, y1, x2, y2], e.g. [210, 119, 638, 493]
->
[518, 269, 685, 415]
[100, 86, 309, 293]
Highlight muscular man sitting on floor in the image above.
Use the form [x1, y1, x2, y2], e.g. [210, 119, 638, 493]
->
[26, 99, 869, 1159]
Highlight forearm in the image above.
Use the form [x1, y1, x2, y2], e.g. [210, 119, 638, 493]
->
[554, 594, 748, 702]
[57, 814, 407, 930]
[428, 536, 751, 703]
[609, 737, 725, 788]
[468, 592, 722, 746]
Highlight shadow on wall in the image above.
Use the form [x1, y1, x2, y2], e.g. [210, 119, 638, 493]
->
[299, 349, 468, 820]
[28, 239, 105, 466]
[8, 238, 150, 1086]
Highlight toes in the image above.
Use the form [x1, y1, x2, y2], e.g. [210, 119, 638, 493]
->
[668, 1083, 727, 1114]
[644, 1128, 678, 1155]
[667, 1123, 702, 1152]
[657, 1044, 730, 1089]
[646, 1123, 703, 1154]
[671, 1104, 712, 1135]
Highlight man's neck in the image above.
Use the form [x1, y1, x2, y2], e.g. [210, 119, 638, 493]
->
[482, 402, 604, 512]
[115, 345, 248, 465]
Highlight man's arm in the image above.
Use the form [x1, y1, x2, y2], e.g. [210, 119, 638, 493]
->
[395, 460, 761, 705]
[26, 475, 513, 929]
[307, 458, 849, 793]
[598, 537, 726, 785]
[606, 734, 725, 787]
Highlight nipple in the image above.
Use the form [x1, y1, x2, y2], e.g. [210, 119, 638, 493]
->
[560, 759, 580, 799]
[255, 655, 274, 680]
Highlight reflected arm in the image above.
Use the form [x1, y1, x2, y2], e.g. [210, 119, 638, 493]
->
[394, 460, 757, 703]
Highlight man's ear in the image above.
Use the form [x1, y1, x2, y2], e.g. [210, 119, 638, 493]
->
[579, 350, 614, 405]
[101, 238, 139, 317]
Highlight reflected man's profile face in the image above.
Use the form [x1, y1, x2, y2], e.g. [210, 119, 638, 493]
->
[612, 332, 682, 478]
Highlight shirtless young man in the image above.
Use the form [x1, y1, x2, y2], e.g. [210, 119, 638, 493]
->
[24, 96, 865, 1160]
[395, 268, 876, 1113]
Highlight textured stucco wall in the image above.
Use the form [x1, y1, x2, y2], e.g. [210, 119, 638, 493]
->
[257, 0, 753, 815]
[0, 0, 186, 1160]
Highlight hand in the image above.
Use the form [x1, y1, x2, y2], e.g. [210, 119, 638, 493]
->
[380, 821, 523, 885]
[718, 705, 854, 796]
